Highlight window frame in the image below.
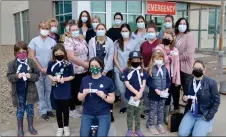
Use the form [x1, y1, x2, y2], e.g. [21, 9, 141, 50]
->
[22, 10, 30, 43]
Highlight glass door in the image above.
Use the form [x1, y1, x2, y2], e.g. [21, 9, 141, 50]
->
[145, 15, 165, 32]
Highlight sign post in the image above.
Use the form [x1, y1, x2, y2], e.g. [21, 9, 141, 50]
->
[146, 1, 176, 15]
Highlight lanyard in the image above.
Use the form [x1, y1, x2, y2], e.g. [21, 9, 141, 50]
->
[175, 34, 184, 48]
[127, 66, 142, 88]
[191, 78, 201, 112]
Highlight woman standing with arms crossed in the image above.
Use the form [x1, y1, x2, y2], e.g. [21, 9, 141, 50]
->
[64, 21, 89, 118]
[29, 21, 56, 120]
[114, 23, 140, 113]
[88, 23, 115, 121]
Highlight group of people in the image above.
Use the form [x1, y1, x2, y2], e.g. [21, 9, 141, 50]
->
[7, 10, 220, 137]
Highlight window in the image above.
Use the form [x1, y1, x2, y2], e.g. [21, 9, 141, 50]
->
[14, 12, 21, 42]
[22, 10, 30, 43]
[54, 1, 72, 35]
[91, 1, 106, 24]
[176, 3, 189, 20]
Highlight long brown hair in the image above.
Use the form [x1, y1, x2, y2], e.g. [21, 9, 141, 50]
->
[78, 10, 92, 28]
[118, 23, 131, 51]
[52, 44, 68, 61]
[161, 29, 175, 50]
[148, 51, 165, 76]
[135, 15, 145, 34]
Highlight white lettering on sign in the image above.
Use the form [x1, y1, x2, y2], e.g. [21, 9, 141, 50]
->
[148, 4, 175, 13]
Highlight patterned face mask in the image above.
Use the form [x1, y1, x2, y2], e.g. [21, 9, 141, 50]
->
[90, 67, 102, 75]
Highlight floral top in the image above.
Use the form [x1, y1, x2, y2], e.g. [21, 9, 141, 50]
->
[64, 38, 89, 74]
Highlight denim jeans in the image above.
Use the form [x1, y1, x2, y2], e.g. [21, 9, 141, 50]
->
[114, 72, 127, 108]
[178, 111, 214, 136]
[36, 74, 52, 115]
[80, 114, 111, 137]
[16, 96, 34, 118]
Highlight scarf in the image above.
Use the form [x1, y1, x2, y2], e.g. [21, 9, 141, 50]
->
[51, 60, 64, 72]
[127, 66, 143, 88]
[16, 59, 30, 81]
[156, 65, 163, 78]
[191, 78, 201, 117]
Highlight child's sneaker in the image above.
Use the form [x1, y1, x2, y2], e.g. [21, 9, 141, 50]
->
[156, 124, 166, 134]
[56, 128, 63, 137]
[126, 130, 133, 137]
[134, 130, 144, 137]
[120, 107, 127, 113]
[64, 126, 70, 136]
[148, 126, 159, 135]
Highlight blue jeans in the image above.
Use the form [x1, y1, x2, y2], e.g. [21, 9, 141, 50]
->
[36, 74, 52, 115]
[114, 72, 127, 108]
[178, 111, 214, 136]
[16, 96, 34, 118]
[80, 114, 111, 137]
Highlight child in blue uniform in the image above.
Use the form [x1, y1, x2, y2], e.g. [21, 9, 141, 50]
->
[122, 51, 148, 137]
[7, 41, 40, 137]
[47, 44, 74, 137]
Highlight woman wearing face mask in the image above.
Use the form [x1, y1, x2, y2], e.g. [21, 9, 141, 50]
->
[48, 18, 60, 43]
[59, 20, 71, 44]
[178, 60, 220, 136]
[78, 10, 92, 39]
[131, 16, 146, 45]
[88, 23, 115, 122]
[64, 21, 89, 119]
[154, 29, 181, 124]
[113, 23, 140, 114]
[157, 15, 174, 40]
[86, 16, 101, 43]
[107, 12, 124, 42]
[78, 57, 115, 136]
[29, 21, 57, 120]
[174, 17, 195, 96]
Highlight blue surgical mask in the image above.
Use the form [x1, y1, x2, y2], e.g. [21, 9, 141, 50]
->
[65, 26, 70, 32]
[71, 31, 80, 38]
[96, 30, 105, 37]
[146, 32, 156, 40]
[137, 22, 145, 29]
[165, 22, 172, 29]
[81, 17, 88, 23]
[178, 24, 187, 33]
[92, 23, 99, 29]
[51, 27, 58, 33]
[115, 19, 122, 25]
[121, 32, 130, 39]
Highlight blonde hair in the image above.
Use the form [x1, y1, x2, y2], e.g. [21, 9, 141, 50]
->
[47, 18, 58, 26]
[39, 21, 50, 29]
[92, 16, 101, 23]
[162, 29, 175, 50]
[148, 51, 165, 76]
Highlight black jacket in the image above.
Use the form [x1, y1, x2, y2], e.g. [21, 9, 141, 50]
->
[86, 29, 96, 44]
[184, 76, 220, 121]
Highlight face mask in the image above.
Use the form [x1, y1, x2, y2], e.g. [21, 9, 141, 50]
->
[146, 32, 156, 40]
[40, 29, 49, 36]
[16, 52, 28, 60]
[165, 22, 172, 29]
[55, 55, 64, 61]
[178, 24, 187, 33]
[121, 32, 130, 39]
[154, 60, 163, 66]
[81, 17, 88, 23]
[192, 69, 203, 78]
[51, 27, 58, 33]
[71, 31, 80, 38]
[137, 22, 145, 29]
[115, 19, 122, 25]
[65, 26, 70, 32]
[92, 23, 99, 29]
[90, 67, 102, 75]
[162, 38, 171, 45]
[96, 30, 105, 37]
[131, 62, 141, 68]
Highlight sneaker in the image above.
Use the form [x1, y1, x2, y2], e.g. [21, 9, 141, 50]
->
[156, 124, 166, 134]
[144, 110, 150, 115]
[141, 114, 146, 119]
[47, 111, 55, 117]
[63, 126, 70, 136]
[120, 107, 127, 113]
[69, 110, 81, 118]
[56, 128, 63, 137]
[41, 114, 49, 120]
[111, 112, 114, 122]
[148, 126, 159, 135]
[76, 106, 83, 114]
[126, 130, 133, 137]
[146, 120, 150, 129]
[134, 130, 144, 137]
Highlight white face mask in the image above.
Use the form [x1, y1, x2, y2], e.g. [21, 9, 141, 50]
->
[40, 29, 49, 36]
[65, 26, 70, 32]
[81, 17, 88, 23]
[121, 32, 130, 39]
[51, 27, 58, 33]
[96, 30, 105, 37]
[92, 23, 99, 29]
[154, 60, 163, 66]
[146, 32, 156, 40]
[71, 31, 80, 38]
[115, 19, 122, 25]
[165, 22, 172, 29]
[178, 24, 187, 33]
[137, 22, 145, 29]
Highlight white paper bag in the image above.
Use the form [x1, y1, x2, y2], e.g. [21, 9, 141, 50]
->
[160, 92, 169, 98]
[128, 96, 140, 107]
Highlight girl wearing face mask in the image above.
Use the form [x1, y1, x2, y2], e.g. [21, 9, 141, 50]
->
[121, 51, 148, 137]
[78, 10, 92, 39]
[7, 41, 40, 137]
[78, 57, 115, 136]
[59, 20, 71, 44]
[131, 16, 146, 45]
[48, 18, 60, 43]
[174, 18, 195, 98]
[178, 60, 220, 136]
[29, 21, 56, 120]
[107, 12, 124, 42]
[154, 29, 181, 124]
[64, 21, 89, 119]
[47, 44, 74, 137]
[113, 24, 140, 114]
[86, 16, 101, 43]
[146, 51, 171, 135]
[157, 15, 174, 40]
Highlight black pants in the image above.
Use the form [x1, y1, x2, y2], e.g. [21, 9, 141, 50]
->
[70, 72, 88, 111]
[56, 99, 70, 128]
[180, 71, 193, 95]
[165, 83, 181, 109]
[106, 70, 113, 110]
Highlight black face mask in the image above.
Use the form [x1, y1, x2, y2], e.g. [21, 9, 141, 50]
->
[55, 55, 64, 61]
[131, 62, 141, 68]
[192, 69, 203, 78]
[162, 38, 171, 45]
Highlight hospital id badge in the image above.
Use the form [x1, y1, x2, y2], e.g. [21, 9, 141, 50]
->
[89, 89, 97, 93]
[128, 97, 140, 107]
